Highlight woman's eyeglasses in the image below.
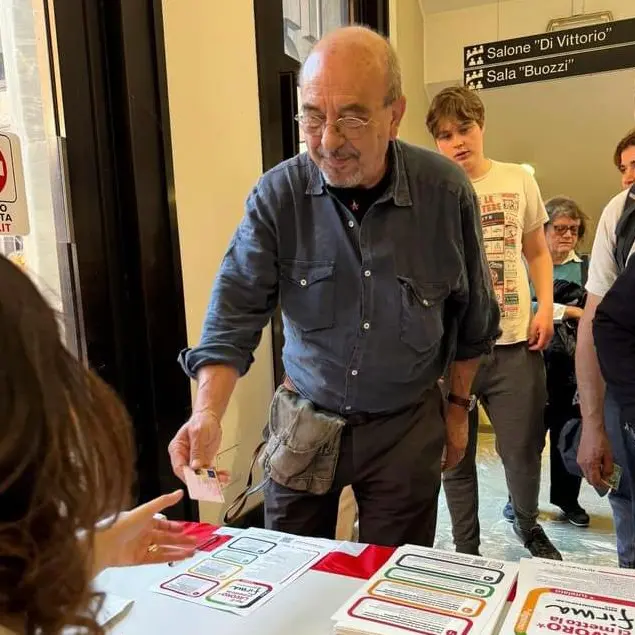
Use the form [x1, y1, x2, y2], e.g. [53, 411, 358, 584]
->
[551, 224, 580, 237]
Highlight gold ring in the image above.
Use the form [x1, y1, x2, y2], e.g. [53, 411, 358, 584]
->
[147, 544, 159, 553]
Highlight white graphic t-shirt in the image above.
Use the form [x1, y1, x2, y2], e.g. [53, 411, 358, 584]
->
[472, 161, 548, 345]
[586, 188, 635, 298]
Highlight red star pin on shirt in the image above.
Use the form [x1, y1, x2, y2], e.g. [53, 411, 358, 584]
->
[351, 200, 359, 211]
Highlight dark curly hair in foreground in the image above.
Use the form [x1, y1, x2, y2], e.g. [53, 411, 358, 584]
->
[0, 255, 134, 634]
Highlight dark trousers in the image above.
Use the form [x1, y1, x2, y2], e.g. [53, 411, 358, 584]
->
[264, 386, 446, 547]
[605, 390, 635, 568]
[544, 352, 582, 510]
[443, 344, 547, 553]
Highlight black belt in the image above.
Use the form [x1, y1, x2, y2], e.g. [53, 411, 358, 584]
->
[283, 375, 416, 424]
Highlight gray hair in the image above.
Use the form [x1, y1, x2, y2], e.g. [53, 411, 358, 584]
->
[384, 41, 402, 104]
[544, 196, 587, 240]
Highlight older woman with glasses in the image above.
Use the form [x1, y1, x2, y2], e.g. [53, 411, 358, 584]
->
[545, 198, 588, 303]
[543, 197, 589, 526]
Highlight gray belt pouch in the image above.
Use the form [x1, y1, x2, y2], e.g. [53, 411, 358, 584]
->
[260, 386, 345, 495]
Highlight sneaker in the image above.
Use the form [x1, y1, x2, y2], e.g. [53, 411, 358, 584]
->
[513, 523, 562, 560]
[502, 500, 515, 523]
[561, 506, 590, 528]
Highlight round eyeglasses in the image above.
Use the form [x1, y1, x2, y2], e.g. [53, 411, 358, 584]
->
[294, 114, 373, 141]
[551, 224, 580, 236]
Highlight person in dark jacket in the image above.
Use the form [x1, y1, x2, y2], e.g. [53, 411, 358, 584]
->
[594, 254, 635, 438]
[540, 197, 589, 526]
[593, 254, 635, 567]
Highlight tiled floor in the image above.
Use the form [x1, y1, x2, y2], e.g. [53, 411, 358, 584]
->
[434, 430, 618, 567]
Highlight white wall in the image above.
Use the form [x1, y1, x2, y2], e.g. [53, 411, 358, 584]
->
[162, 0, 272, 523]
[389, 0, 434, 147]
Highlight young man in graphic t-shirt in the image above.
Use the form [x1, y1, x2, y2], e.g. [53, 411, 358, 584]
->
[426, 86, 560, 560]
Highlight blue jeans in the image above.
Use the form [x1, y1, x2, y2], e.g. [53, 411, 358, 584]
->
[605, 390, 635, 568]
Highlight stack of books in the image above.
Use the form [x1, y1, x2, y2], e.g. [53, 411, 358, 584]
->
[331, 544, 518, 635]
[500, 557, 635, 634]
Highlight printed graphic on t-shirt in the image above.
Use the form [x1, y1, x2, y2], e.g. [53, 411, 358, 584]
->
[479, 192, 521, 318]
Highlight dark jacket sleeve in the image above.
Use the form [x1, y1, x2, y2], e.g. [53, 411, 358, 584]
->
[178, 179, 279, 378]
[454, 183, 501, 360]
[593, 256, 635, 422]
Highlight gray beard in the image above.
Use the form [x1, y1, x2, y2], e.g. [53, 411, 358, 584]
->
[321, 168, 364, 188]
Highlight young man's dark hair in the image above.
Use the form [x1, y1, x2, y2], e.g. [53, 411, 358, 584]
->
[614, 128, 635, 190]
[614, 128, 635, 169]
[425, 86, 485, 139]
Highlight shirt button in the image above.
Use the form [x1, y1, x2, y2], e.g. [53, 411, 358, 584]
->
[363, 322, 370, 330]
[364, 270, 371, 277]
[300, 279, 307, 286]
[348, 220, 355, 228]
[351, 369, 358, 376]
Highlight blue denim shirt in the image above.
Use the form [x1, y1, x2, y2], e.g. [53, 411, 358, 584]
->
[180, 140, 500, 415]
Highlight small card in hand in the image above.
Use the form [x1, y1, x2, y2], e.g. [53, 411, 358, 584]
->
[603, 463, 623, 491]
[594, 463, 623, 497]
[184, 467, 225, 503]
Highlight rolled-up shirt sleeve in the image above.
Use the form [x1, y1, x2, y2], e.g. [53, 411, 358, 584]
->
[179, 181, 279, 378]
[454, 184, 501, 360]
[593, 256, 635, 423]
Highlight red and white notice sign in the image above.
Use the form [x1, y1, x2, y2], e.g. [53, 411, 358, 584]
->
[0, 131, 29, 236]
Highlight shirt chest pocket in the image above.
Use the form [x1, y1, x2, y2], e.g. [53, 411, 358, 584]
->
[280, 260, 336, 332]
[397, 277, 448, 353]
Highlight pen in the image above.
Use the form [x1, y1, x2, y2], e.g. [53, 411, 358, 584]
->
[168, 534, 220, 567]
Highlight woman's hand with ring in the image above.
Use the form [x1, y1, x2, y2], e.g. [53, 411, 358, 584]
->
[92, 490, 198, 574]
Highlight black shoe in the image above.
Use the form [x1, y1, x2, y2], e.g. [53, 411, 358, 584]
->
[502, 500, 515, 523]
[513, 523, 563, 560]
[561, 506, 590, 528]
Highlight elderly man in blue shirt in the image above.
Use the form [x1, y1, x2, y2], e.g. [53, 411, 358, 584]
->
[168, 26, 500, 547]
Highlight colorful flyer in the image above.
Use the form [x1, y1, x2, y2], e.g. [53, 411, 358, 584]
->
[384, 566, 495, 599]
[152, 527, 333, 616]
[332, 545, 518, 635]
[368, 579, 485, 616]
[206, 579, 272, 609]
[502, 558, 635, 635]
[160, 574, 219, 598]
[189, 558, 241, 580]
[349, 597, 472, 635]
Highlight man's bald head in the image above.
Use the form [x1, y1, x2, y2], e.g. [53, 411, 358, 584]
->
[297, 26, 406, 189]
[300, 26, 402, 106]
